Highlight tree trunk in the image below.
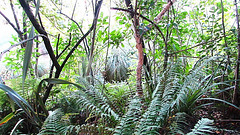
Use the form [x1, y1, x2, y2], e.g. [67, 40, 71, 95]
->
[124, 0, 145, 97]
[233, 0, 240, 106]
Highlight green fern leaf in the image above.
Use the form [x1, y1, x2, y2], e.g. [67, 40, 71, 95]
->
[187, 118, 214, 135]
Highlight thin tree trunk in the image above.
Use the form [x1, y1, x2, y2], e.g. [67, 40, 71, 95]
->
[124, 0, 144, 97]
[124, 0, 175, 97]
[86, 20, 97, 84]
[220, 0, 230, 100]
[221, 0, 230, 63]
[233, 0, 240, 106]
[164, 0, 170, 69]
[135, 35, 144, 97]
[35, 36, 39, 77]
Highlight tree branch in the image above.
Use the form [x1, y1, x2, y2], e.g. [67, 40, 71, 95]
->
[0, 11, 23, 37]
[0, 34, 46, 61]
[111, 7, 166, 44]
[154, 0, 176, 24]
[42, 0, 104, 104]
[10, 0, 20, 30]
[60, 12, 89, 56]
[19, 0, 61, 70]
[169, 35, 226, 56]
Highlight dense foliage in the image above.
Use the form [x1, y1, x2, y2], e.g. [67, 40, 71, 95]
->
[0, 0, 240, 134]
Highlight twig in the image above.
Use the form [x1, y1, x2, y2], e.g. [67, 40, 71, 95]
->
[57, 33, 72, 59]
[169, 36, 224, 56]
[215, 119, 240, 122]
[56, 34, 60, 56]
[71, 0, 78, 19]
[111, 7, 167, 45]
[60, 12, 89, 55]
[9, 0, 22, 40]
[0, 11, 23, 37]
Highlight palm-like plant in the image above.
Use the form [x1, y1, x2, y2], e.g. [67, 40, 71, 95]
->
[104, 53, 130, 82]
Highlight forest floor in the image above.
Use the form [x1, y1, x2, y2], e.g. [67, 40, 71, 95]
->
[197, 104, 240, 135]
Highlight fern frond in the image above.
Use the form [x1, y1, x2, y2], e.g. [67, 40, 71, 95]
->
[66, 124, 113, 134]
[169, 112, 189, 135]
[114, 97, 142, 135]
[38, 109, 68, 135]
[73, 86, 119, 120]
[135, 97, 171, 135]
[72, 77, 119, 121]
[187, 118, 214, 135]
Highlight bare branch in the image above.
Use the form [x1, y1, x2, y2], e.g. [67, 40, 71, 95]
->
[169, 35, 228, 56]
[10, 0, 21, 31]
[0, 11, 23, 37]
[59, 12, 89, 54]
[154, 0, 176, 24]
[0, 34, 47, 61]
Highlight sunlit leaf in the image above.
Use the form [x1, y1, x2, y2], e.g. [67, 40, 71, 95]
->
[0, 112, 14, 126]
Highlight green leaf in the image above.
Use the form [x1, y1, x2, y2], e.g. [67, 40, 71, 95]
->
[0, 112, 14, 126]
[200, 98, 240, 111]
[0, 84, 42, 126]
[22, 27, 35, 88]
[22, 0, 39, 88]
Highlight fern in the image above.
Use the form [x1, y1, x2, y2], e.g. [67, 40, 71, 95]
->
[173, 57, 216, 115]
[39, 109, 113, 135]
[72, 77, 119, 121]
[134, 57, 219, 134]
[38, 109, 67, 135]
[114, 97, 142, 135]
[187, 118, 214, 135]
[37, 57, 222, 135]
[66, 124, 113, 134]
[135, 99, 171, 135]
[134, 63, 183, 135]
[168, 112, 189, 135]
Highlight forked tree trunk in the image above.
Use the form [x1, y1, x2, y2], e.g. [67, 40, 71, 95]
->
[124, 0, 175, 97]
